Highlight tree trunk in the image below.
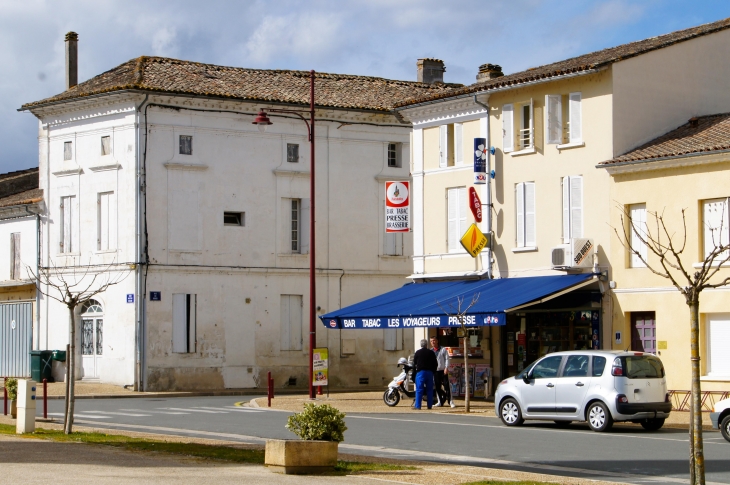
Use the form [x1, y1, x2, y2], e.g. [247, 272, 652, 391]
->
[689, 299, 704, 484]
[463, 326, 470, 413]
[64, 305, 76, 434]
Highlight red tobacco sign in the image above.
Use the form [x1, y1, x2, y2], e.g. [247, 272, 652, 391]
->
[469, 187, 482, 223]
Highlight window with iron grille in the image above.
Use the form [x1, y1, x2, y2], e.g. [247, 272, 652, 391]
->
[179, 135, 193, 155]
[387, 143, 400, 167]
[291, 199, 300, 251]
[287, 143, 299, 163]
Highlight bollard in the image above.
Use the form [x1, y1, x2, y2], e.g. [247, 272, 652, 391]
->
[267, 371, 272, 408]
[43, 378, 47, 419]
[3, 377, 6, 416]
[317, 385, 322, 396]
[271, 378, 274, 399]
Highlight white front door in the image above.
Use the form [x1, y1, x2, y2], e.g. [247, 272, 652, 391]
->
[81, 317, 103, 378]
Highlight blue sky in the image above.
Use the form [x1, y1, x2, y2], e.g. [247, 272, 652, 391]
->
[2, 0, 730, 173]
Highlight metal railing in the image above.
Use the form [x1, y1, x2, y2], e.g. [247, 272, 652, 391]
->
[518, 127, 533, 150]
[668, 390, 730, 411]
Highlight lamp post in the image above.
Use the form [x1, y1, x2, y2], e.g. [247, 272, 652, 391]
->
[253, 70, 317, 399]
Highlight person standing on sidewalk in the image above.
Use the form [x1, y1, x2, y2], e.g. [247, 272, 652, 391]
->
[413, 339, 437, 409]
[431, 336, 454, 408]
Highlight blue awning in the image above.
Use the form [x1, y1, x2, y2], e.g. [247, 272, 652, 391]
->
[319, 274, 596, 329]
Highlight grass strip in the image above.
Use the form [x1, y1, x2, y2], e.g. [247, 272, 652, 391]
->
[0, 424, 417, 474]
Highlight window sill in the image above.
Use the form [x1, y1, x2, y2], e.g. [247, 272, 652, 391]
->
[509, 147, 536, 157]
[278, 253, 308, 257]
[512, 246, 537, 253]
[692, 261, 730, 268]
[557, 141, 585, 150]
[701, 375, 730, 382]
[380, 254, 408, 259]
[56, 252, 81, 257]
[95, 249, 118, 254]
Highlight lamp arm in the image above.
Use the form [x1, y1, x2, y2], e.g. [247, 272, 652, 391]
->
[266, 109, 312, 140]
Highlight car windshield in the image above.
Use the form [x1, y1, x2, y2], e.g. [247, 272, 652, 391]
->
[516, 361, 536, 379]
[622, 355, 665, 378]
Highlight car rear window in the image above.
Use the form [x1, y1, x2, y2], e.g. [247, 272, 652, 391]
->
[592, 356, 607, 376]
[621, 355, 665, 379]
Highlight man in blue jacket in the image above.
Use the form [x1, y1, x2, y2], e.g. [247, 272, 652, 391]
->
[413, 338, 437, 410]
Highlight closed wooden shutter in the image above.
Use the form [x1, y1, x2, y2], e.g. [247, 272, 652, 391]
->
[703, 198, 729, 258]
[516, 183, 525, 247]
[300, 198, 310, 254]
[454, 123, 463, 165]
[172, 293, 196, 353]
[502, 104, 514, 152]
[630, 204, 647, 267]
[569, 93, 582, 142]
[281, 295, 303, 351]
[562, 177, 570, 243]
[10, 233, 20, 280]
[439, 125, 448, 168]
[546, 95, 562, 144]
[447, 188, 458, 252]
[525, 182, 536, 247]
[708, 314, 730, 376]
[570, 176, 583, 239]
[459, 187, 467, 239]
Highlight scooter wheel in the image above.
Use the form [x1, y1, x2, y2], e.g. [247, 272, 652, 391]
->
[383, 388, 400, 407]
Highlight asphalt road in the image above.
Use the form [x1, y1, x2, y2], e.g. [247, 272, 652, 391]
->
[42, 396, 730, 484]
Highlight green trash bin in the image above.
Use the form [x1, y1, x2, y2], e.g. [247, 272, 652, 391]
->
[51, 350, 66, 362]
[30, 350, 54, 383]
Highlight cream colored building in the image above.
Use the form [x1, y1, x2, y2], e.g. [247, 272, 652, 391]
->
[397, 17, 730, 392]
[601, 113, 730, 392]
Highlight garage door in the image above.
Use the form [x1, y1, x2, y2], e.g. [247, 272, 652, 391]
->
[0, 302, 32, 377]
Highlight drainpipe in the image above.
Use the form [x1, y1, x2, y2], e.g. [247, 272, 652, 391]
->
[473, 95, 492, 279]
[35, 212, 40, 351]
[135, 94, 148, 391]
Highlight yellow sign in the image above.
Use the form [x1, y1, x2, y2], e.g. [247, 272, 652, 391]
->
[657, 341, 668, 350]
[460, 224, 489, 258]
[313, 348, 328, 386]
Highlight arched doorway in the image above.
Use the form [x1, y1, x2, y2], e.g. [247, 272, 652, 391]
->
[81, 299, 103, 379]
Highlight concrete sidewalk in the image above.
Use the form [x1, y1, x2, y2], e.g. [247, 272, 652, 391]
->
[0, 416, 629, 485]
[251, 391, 714, 430]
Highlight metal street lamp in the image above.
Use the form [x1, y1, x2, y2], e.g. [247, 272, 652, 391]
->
[253, 70, 318, 400]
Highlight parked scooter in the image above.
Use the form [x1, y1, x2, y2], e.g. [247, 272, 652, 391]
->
[383, 357, 416, 406]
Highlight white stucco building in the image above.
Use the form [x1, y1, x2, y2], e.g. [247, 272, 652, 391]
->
[21, 33, 458, 390]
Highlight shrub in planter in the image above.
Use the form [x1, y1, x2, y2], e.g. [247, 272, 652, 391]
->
[286, 403, 347, 442]
[5, 378, 17, 401]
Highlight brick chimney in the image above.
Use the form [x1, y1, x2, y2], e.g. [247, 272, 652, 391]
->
[476, 64, 503, 82]
[65, 31, 78, 90]
[417, 58, 445, 84]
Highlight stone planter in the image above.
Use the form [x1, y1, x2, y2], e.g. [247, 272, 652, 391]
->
[265, 439, 338, 474]
[10, 400, 17, 419]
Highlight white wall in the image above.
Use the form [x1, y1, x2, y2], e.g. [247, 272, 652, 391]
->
[0, 217, 37, 281]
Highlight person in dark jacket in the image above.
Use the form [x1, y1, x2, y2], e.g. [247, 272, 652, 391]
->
[413, 338, 438, 409]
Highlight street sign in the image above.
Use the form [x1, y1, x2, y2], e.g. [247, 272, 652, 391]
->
[469, 187, 482, 223]
[126, 294, 134, 303]
[460, 223, 489, 258]
[150, 292, 161, 301]
[313, 348, 329, 386]
[474, 138, 487, 185]
[385, 181, 410, 233]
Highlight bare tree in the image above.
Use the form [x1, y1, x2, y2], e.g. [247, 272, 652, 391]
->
[615, 205, 730, 485]
[437, 293, 480, 413]
[28, 258, 128, 434]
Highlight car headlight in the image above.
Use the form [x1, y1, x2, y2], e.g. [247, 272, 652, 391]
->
[499, 379, 509, 387]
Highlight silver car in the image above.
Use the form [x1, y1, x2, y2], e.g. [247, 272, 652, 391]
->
[495, 350, 671, 432]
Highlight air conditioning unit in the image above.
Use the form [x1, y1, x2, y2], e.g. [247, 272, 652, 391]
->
[551, 238, 594, 269]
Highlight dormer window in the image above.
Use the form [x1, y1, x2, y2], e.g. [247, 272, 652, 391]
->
[179, 135, 193, 155]
[287, 143, 299, 163]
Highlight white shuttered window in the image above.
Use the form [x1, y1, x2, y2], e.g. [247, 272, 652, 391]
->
[172, 293, 196, 353]
[707, 314, 730, 376]
[454, 123, 463, 165]
[702, 198, 730, 258]
[384, 233, 403, 256]
[546, 95, 563, 144]
[281, 294, 303, 351]
[515, 182, 536, 248]
[629, 204, 647, 268]
[502, 104, 514, 152]
[97, 191, 117, 251]
[447, 187, 467, 253]
[439, 125, 448, 168]
[568, 92, 582, 143]
[60, 195, 77, 253]
[562, 176, 583, 243]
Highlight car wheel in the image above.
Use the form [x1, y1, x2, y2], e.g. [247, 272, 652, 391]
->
[499, 398, 524, 426]
[586, 402, 613, 432]
[554, 420, 572, 427]
[721, 415, 730, 443]
[640, 418, 665, 431]
[383, 388, 400, 407]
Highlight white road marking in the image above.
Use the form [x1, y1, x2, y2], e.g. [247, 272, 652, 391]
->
[119, 408, 190, 415]
[199, 406, 263, 412]
[84, 411, 152, 417]
[162, 407, 228, 414]
[48, 413, 111, 420]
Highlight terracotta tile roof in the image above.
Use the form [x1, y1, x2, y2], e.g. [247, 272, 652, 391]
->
[0, 188, 43, 208]
[396, 16, 730, 108]
[21, 57, 461, 112]
[599, 113, 730, 166]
